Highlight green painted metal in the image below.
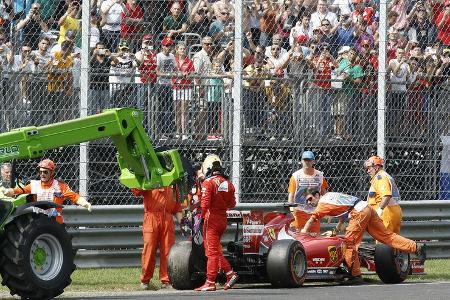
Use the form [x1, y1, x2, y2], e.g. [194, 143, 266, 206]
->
[0, 108, 185, 190]
[33, 247, 47, 267]
[0, 195, 27, 232]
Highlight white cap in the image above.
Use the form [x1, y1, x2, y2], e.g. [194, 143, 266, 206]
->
[338, 46, 351, 55]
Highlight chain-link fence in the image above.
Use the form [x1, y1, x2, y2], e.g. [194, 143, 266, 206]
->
[0, 0, 449, 204]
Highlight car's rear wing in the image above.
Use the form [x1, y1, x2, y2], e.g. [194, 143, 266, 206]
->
[226, 204, 295, 255]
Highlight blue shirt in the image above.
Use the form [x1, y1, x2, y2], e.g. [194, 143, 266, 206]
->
[336, 27, 356, 47]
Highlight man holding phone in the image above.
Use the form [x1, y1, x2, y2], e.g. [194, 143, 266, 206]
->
[90, 42, 112, 113]
[16, 3, 48, 50]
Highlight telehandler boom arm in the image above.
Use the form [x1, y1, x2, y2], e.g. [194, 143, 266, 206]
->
[0, 108, 185, 190]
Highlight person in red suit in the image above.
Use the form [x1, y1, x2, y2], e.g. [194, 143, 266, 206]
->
[195, 154, 239, 291]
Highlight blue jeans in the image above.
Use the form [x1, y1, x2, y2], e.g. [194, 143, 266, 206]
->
[310, 87, 332, 136]
[89, 89, 110, 114]
[155, 84, 175, 136]
[136, 83, 156, 133]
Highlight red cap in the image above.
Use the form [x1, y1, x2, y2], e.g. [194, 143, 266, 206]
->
[161, 37, 174, 46]
[296, 34, 308, 44]
[445, 0, 450, 6]
[352, 0, 363, 3]
[143, 34, 154, 41]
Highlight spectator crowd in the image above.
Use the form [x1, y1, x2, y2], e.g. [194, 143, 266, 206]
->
[0, 0, 449, 141]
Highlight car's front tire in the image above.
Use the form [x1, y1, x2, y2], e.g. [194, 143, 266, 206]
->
[266, 240, 307, 288]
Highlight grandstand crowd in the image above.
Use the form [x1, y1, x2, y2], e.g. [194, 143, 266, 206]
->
[0, 0, 449, 141]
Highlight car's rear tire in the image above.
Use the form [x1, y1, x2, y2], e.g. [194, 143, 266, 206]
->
[374, 243, 410, 284]
[168, 241, 205, 290]
[266, 240, 307, 288]
[0, 214, 76, 299]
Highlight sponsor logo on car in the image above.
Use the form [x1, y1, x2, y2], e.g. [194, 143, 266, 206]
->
[267, 227, 276, 240]
[328, 245, 338, 263]
[312, 257, 325, 263]
[243, 225, 264, 236]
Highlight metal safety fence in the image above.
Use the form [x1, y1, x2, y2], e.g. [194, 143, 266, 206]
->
[64, 201, 450, 268]
[0, 0, 449, 203]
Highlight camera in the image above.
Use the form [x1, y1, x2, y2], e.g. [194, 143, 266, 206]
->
[98, 49, 106, 55]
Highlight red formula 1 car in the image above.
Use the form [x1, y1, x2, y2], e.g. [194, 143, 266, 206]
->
[168, 205, 425, 289]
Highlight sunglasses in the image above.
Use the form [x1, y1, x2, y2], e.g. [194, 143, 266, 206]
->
[221, 12, 230, 15]
[39, 170, 50, 175]
[322, 23, 330, 26]
[203, 42, 212, 46]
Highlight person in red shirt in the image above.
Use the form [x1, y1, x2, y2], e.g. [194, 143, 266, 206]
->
[133, 185, 183, 290]
[311, 43, 335, 136]
[195, 154, 238, 291]
[120, 0, 144, 52]
[436, 0, 450, 45]
[351, 0, 375, 26]
[4, 159, 92, 224]
[173, 42, 194, 140]
[135, 35, 157, 128]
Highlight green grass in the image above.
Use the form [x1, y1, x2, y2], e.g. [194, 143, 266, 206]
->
[1, 260, 450, 293]
[410, 259, 450, 281]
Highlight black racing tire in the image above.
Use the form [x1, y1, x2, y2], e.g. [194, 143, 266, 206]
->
[374, 243, 410, 284]
[266, 240, 307, 288]
[168, 241, 205, 290]
[0, 214, 76, 300]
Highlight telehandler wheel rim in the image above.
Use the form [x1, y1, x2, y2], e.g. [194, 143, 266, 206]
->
[30, 233, 64, 281]
[394, 250, 409, 273]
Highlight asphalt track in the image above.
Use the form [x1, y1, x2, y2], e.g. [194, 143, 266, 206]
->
[2, 281, 449, 300]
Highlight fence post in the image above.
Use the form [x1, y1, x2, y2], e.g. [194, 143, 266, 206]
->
[79, 0, 90, 198]
[377, 0, 388, 159]
[232, 0, 243, 202]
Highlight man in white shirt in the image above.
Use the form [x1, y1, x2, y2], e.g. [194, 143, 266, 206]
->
[156, 37, 176, 139]
[100, 0, 124, 52]
[192, 36, 214, 139]
[265, 34, 288, 58]
[387, 47, 411, 138]
[109, 40, 137, 108]
[330, 0, 354, 16]
[310, 0, 339, 31]
[12, 44, 35, 127]
[289, 14, 314, 47]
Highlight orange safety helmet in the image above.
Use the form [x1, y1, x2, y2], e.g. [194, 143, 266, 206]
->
[38, 159, 55, 171]
[364, 156, 384, 168]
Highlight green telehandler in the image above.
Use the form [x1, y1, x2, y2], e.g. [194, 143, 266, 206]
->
[0, 108, 190, 299]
